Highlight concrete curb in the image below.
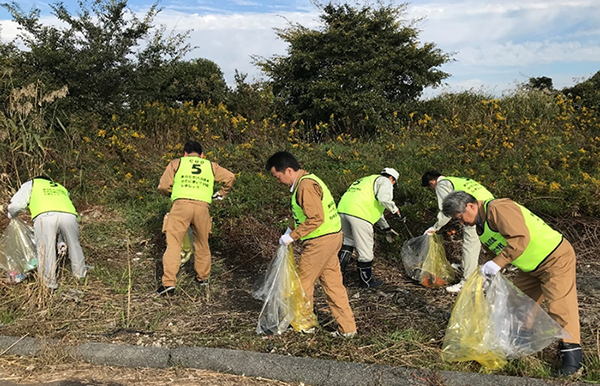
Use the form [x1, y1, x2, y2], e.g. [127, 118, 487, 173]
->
[0, 335, 585, 386]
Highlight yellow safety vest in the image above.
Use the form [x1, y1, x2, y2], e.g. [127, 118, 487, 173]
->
[337, 175, 384, 224]
[171, 157, 215, 203]
[291, 174, 341, 240]
[479, 199, 563, 272]
[443, 176, 494, 200]
[29, 179, 77, 219]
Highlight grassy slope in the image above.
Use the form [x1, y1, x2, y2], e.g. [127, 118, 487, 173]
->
[0, 91, 599, 381]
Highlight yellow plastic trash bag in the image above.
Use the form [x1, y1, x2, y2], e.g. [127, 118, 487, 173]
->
[180, 228, 194, 264]
[442, 271, 506, 369]
[442, 270, 567, 370]
[253, 245, 317, 335]
[401, 234, 455, 288]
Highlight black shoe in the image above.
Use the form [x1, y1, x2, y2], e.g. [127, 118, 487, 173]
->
[357, 261, 383, 288]
[556, 342, 583, 377]
[156, 285, 175, 296]
[359, 277, 383, 288]
[196, 277, 209, 286]
[338, 245, 354, 272]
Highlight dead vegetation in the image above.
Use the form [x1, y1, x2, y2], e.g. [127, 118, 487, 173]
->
[0, 355, 293, 385]
[0, 208, 598, 382]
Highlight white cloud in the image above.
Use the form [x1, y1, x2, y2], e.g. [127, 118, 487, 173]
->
[0, 20, 19, 41]
[1, 0, 599, 95]
[154, 9, 321, 83]
[414, 0, 600, 44]
[406, 0, 600, 93]
[454, 41, 600, 68]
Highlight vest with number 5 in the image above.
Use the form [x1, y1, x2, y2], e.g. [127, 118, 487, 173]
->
[171, 157, 215, 203]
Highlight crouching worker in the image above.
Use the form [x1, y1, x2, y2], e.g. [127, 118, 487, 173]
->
[337, 168, 405, 288]
[266, 151, 357, 337]
[442, 191, 582, 376]
[421, 170, 494, 293]
[156, 140, 235, 296]
[7, 176, 86, 289]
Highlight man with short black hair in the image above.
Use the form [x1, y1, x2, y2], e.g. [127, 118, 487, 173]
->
[421, 170, 494, 293]
[8, 176, 87, 289]
[157, 140, 235, 296]
[337, 168, 404, 288]
[442, 191, 582, 377]
[266, 151, 357, 337]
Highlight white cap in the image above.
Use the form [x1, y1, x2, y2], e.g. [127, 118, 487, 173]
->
[381, 167, 399, 181]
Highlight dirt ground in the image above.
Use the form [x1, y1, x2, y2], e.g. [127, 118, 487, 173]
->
[0, 207, 598, 381]
[0, 356, 296, 385]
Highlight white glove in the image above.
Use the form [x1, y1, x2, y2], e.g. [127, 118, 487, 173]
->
[480, 260, 501, 280]
[212, 192, 223, 201]
[57, 242, 67, 258]
[424, 227, 436, 235]
[279, 233, 294, 246]
[7, 212, 12, 219]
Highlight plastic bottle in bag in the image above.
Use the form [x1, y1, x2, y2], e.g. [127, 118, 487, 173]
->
[9, 271, 29, 284]
[24, 258, 38, 271]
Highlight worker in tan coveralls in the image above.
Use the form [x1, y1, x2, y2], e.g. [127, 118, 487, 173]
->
[156, 140, 235, 296]
[442, 191, 582, 377]
[266, 151, 357, 337]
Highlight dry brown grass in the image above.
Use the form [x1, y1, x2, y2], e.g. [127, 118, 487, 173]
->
[0, 355, 294, 385]
[0, 206, 598, 381]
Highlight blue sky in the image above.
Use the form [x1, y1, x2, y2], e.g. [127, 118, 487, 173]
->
[1, 0, 600, 97]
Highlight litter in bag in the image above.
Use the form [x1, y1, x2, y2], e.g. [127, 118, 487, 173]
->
[181, 228, 194, 264]
[441, 271, 506, 369]
[401, 234, 455, 287]
[442, 270, 567, 370]
[0, 218, 38, 278]
[485, 272, 570, 358]
[253, 245, 318, 335]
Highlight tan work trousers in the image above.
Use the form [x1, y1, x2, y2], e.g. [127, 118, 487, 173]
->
[513, 239, 580, 344]
[162, 199, 211, 287]
[298, 232, 357, 334]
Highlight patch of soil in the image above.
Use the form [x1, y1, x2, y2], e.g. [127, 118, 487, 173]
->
[0, 356, 294, 385]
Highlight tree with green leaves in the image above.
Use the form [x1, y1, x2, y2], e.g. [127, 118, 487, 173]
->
[257, 1, 451, 137]
[525, 76, 554, 91]
[226, 71, 274, 122]
[563, 70, 600, 109]
[0, 0, 197, 115]
[160, 58, 228, 105]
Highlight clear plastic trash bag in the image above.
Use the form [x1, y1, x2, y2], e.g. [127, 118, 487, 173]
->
[401, 234, 455, 287]
[181, 228, 194, 264]
[0, 218, 38, 275]
[253, 245, 318, 335]
[485, 272, 570, 358]
[442, 270, 567, 369]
